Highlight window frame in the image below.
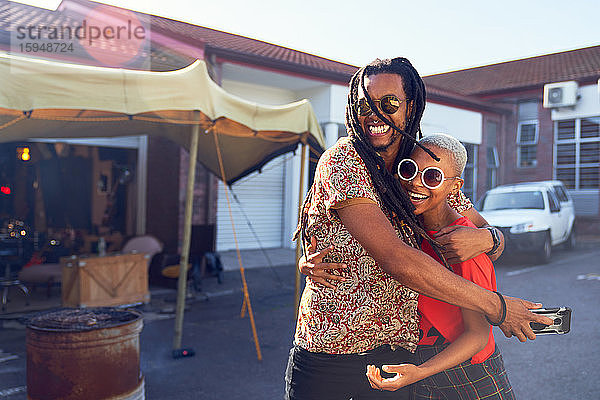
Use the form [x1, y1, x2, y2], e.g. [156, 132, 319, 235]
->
[517, 120, 539, 168]
[517, 120, 539, 145]
[554, 117, 600, 191]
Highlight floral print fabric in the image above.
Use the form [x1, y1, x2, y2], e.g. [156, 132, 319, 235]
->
[295, 137, 420, 354]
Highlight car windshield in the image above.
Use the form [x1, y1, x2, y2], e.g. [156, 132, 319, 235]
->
[482, 191, 545, 210]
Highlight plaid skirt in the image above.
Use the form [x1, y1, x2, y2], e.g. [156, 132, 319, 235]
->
[411, 344, 516, 400]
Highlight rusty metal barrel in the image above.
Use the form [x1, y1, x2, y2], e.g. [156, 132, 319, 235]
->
[26, 308, 144, 400]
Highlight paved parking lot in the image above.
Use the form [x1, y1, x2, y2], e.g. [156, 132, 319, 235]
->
[1, 242, 598, 399]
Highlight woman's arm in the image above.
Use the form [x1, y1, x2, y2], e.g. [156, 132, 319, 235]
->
[297, 237, 346, 289]
[433, 207, 505, 263]
[366, 309, 489, 391]
[336, 202, 551, 341]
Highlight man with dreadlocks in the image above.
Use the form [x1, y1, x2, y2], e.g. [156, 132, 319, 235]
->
[284, 58, 551, 400]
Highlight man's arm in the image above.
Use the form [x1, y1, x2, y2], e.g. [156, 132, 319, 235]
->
[433, 207, 505, 263]
[463, 207, 505, 261]
[336, 202, 552, 341]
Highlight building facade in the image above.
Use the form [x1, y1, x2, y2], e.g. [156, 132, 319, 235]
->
[424, 46, 600, 223]
[1, 0, 597, 255]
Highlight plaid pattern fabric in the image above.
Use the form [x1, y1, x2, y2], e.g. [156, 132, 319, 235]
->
[412, 344, 516, 400]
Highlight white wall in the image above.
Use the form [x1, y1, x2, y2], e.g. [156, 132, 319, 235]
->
[329, 84, 349, 125]
[221, 79, 297, 105]
[421, 102, 483, 144]
[296, 86, 331, 122]
[551, 84, 600, 120]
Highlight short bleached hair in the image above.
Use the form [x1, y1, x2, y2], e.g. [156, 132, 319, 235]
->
[419, 134, 467, 176]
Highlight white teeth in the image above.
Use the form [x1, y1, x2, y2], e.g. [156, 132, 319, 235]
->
[409, 191, 428, 200]
[368, 124, 390, 135]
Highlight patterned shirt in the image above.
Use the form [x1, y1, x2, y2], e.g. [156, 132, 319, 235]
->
[294, 137, 472, 355]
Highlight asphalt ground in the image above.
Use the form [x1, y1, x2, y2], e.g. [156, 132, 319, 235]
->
[0, 263, 299, 400]
[1, 240, 598, 399]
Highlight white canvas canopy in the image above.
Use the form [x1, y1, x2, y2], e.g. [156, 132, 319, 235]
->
[0, 52, 325, 358]
[0, 53, 325, 183]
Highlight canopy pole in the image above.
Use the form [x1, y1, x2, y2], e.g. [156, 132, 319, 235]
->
[172, 111, 200, 352]
[213, 130, 263, 361]
[294, 142, 307, 320]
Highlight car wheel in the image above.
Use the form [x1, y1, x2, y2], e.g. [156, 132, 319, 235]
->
[538, 232, 552, 264]
[565, 228, 576, 250]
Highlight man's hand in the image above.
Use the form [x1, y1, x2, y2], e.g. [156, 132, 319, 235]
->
[433, 225, 493, 264]
[498, 297, 554, 342]
[298, 237, 346, 289]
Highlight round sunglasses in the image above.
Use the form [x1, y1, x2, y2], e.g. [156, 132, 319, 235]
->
[355, 94, 406, 116]
[397, 158, 459, 189]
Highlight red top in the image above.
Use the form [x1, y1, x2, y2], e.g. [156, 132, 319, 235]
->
[419, 216, 496, 364]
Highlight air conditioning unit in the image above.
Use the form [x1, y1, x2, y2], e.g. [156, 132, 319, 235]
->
[543, 81, 578, 108]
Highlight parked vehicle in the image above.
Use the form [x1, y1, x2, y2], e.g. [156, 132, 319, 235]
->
[479, 181, 575, 263]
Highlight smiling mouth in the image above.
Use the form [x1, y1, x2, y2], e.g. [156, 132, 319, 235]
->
[368, 124, 390, 136]
[408, 191, 429, 203]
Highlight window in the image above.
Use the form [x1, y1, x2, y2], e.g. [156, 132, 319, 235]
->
[485, 121, 499, 190]
[337, 123, 348, 138]
[482, 191, 544, 210]
[461, 142, 477, 201]
[554, 117, 600, 190]
[547, 190, 560, 213]
[517, 121, 538, 167]
[518, 142, 537, 168]
[581, 117, 600, 139]
[553, 184, 569, 203]
[517, 101, 539, 168]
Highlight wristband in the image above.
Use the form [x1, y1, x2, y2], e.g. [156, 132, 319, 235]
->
[485, 227, 501, 256]
[485, 291, 507, 326]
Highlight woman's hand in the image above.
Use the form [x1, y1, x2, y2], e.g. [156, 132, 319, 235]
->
[366, 364, 424, 391]
[298, 237, 346, 289]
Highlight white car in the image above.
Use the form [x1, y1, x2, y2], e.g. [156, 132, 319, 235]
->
[479, 181, 575, 263]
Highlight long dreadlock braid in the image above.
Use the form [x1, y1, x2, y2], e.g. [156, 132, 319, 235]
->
[346, 57, 449, 268]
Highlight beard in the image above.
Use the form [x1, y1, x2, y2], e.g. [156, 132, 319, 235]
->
[373, 130, 402, 152]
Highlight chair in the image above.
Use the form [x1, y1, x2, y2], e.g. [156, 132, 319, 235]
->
[147, 225, 222, 291]
[2, 249, 30, 312]
[1, 264, 30, 311]
[19, 235, 163, 299]
[17, 263, 61, 298]
[121, 235, 163, 261]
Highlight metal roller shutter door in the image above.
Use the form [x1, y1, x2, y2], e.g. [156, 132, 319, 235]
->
[216, 160, 285, 251]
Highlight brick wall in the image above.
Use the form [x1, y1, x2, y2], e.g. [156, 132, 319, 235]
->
[146, 137, 181, 253]
[177, 147, 218, 251]
[500, 96, 554, 185]
[476, 112, 502, 199]
[146, 137, 218, 254]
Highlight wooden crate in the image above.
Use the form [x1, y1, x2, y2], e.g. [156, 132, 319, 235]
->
[61, 253, 150, 308]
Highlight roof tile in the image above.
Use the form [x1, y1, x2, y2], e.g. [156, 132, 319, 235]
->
[424, 46, 600, 95]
